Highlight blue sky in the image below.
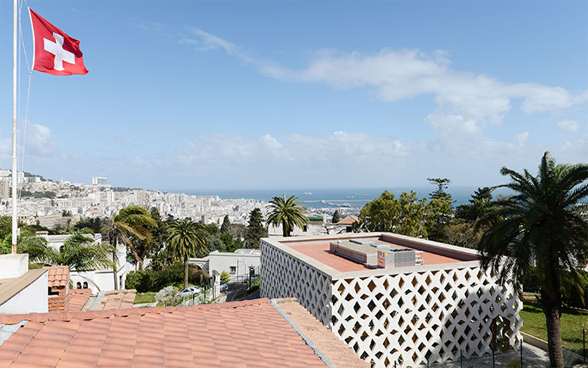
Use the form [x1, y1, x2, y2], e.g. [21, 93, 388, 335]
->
[0, 1, 587, 192]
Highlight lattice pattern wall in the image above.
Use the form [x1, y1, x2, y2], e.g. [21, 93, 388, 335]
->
[260, 240, 332, 325]
[331, 267, 522, 367]
[261, 240, 522, 368]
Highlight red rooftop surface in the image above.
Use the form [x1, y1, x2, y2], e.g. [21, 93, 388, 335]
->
[285, 239, 464, 272]
[45, 267, 69, 289]
[0, 298, 368, 368]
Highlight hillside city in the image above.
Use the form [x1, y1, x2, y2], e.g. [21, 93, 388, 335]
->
[0, 169, 357, 230]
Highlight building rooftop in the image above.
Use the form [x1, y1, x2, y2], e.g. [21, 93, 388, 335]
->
[45, 267, 69, 289]
[0, 298, 368, 368]
[269, 233, 479, 276]
[0, 269, 47, 307]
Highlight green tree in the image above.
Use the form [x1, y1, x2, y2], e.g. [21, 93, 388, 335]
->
[359, 191, 429, 237]
[105, 205, 156, 277]
[166, 218, 207, 288]
[220, 215, 231, 234]
[245, 208, 267, 248]
[426, 178, 454, 242]
[332, 210, 341, 224]
[476, 152, 588, 368]
[267, 194, 310, 237]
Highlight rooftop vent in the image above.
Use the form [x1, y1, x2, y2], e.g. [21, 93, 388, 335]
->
[330, 239, 417, 268]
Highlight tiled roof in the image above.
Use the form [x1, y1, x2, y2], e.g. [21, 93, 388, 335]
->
[0, 298, 347, 368]
[67, 289, 92, 312]
[45, 267, 69, 288]
[336, 215, 359, 225]
[99, 290, 136, 311]
[274, 299, 369, 368]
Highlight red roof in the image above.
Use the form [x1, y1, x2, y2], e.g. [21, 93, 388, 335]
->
[0, 298, 368, 368]
[45, 267, 69, 288]
[67, 289, 92, 312]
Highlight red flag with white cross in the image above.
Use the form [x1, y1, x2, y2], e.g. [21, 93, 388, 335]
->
[29, 8, 88, 76]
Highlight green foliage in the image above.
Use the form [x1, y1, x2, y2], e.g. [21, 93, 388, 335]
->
[126, 263, 210, 292]
[359, 191, 429, 237]
[331, 210, 341, 224]
[166, 218, 207, 287]
[220, 215, 231, 234]
[20, 190, 56, 199]
[267, 194, 310, 237]
[107, 205, 157, 270]
[426, 178, 454, 242]
[456, 187, 495, 222]
[476, 152, 588, 368]
[125, 270, 153, 292]
[220, 271, 230, 284]
[74, 217, 105, 234]
[245, 208, 266, 248]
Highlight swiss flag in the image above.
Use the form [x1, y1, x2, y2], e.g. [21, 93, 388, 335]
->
[29, 8, 88, 76]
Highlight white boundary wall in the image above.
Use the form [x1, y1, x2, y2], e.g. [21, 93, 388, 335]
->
[261, 233, 523, 368]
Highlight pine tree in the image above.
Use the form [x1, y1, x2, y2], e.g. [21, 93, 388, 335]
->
[332, 210, 341, 223]
[220, 215, 230, 234]
[245, 208, 267, 248]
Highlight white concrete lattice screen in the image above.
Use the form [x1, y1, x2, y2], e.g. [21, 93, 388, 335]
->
[260, 240, 523, 368]
[261, 241, 332, 325]
[330, 267, 523, 367]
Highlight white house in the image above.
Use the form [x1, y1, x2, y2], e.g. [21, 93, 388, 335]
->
[40, 233, 132, 292]
[0, 254, 48, 314]
[190, 249, 260, 280]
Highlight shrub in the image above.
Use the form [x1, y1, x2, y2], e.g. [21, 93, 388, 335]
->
[220, 271, 230, 284]
[125, 270, 153, 293]
[155, 286, 180, 306]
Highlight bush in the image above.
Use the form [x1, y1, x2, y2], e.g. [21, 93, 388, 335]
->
[220, 271, 230, 284]
[155, 286, 180, 306]
[125, 270, 153, 293]
[127, 263, 211, 292]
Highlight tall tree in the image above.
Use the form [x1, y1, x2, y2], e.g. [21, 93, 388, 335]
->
[332, 210, 341, 224]
[166, 218, 207, 288]
[359, 191, 429, 237]
[105, 205, 156, 277]
[245, 208, 267, 248]
[267, 194, 309, 237]
[220, 215, 231, 234]
[476, 152, 588, 368]
[426, 178, 454, 242]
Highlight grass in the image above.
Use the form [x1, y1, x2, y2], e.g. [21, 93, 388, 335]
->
[520, 302, 588, 355]
[134, 292, 156, 304]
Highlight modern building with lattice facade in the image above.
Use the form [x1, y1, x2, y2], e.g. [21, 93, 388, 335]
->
[260, 232, 522, 368]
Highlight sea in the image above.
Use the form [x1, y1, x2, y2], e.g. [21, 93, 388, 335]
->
[179, 187, 514, 210]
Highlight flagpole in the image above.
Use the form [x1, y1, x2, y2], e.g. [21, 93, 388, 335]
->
[12, 0, 18, 254]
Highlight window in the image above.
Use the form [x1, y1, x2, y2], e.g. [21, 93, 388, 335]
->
[83, 281, 88, 289]
[76, 282, 82, 289]
[229, 266, 236, 274]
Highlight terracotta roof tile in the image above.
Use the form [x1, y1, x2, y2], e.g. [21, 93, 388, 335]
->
[0, 298, 363, 367]
[66, 289, 92, 312]
[44, 267, 69, 289]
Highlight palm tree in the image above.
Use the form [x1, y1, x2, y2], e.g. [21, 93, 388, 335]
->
[267, 194, 309, 237]
[476, 152, 588, 368]
[17, 231, 114, 289]
[105, 205, 157, 277]
[166, 218, 207, 288]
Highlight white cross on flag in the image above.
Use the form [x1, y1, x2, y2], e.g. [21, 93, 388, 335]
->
[29, 8, 88, 76]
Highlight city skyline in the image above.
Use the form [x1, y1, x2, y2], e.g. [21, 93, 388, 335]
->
[0, 1, 586, 191]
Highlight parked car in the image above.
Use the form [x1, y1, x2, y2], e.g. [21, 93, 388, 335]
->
[180, 286, 201, 297]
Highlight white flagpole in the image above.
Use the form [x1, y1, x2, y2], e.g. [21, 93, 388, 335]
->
[11, 0, 18, 254]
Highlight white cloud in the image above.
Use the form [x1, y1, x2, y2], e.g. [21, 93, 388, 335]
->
[557, 120, 580, 133]
[24, 123, 55, 156]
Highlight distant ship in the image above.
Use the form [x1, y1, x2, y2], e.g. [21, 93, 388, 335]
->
[304, 191, 312, 195]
